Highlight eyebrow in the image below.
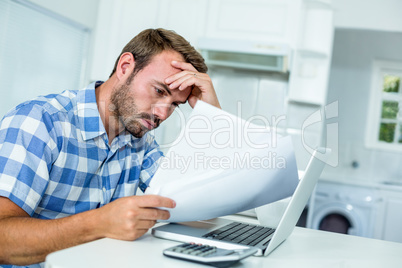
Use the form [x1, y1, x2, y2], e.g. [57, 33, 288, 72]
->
[155, 80, 172, 95]
[154, 80, 187, 104]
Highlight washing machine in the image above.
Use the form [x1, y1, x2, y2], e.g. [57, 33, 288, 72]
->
[306, 180, 379, 238]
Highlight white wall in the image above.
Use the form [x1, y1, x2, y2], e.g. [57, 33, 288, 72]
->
[333, 0, 402, 32]
[324, 29, 402, 182]
[27, 0, 99, 28]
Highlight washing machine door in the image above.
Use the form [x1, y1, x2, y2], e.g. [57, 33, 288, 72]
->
[319, 214, 352, 234]
[311, 203, 363, 236]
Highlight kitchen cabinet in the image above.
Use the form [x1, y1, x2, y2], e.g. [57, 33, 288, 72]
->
[286, 0, 334, 169]
[156, 0, 208, 46]
[90, 0, 321, 81]
[91, 0, 209, 79]
[204, 0, 301, 45]
[90, 0, 160, 81]
[382, 198, 402, 242]
[90, 0, 209, 81]
[376, 186, 402, 243]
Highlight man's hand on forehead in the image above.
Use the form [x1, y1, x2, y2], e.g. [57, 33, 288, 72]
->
[164, 61, 221, 109]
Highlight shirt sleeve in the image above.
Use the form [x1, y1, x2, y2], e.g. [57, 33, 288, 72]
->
[138, 134, 163, 193]
[0, 103, 57, 216]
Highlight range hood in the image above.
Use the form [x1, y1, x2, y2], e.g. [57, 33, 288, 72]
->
[197, 38, 290, 73]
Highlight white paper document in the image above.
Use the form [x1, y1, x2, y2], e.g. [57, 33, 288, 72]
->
[145, 101, 299, 222]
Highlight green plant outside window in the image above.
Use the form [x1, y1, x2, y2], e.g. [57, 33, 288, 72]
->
[383, 75, 400, 93]
[379, 75, 401, 143]
[379, 123, 396, 143]
[381, 101, 399, 119]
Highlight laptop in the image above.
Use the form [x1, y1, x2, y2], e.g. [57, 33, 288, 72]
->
[152, 147, 330, 256]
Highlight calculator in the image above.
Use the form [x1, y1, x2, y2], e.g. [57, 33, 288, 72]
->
[163, 242, 258, 267]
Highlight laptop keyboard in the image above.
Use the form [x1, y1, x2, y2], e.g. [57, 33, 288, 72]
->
[202, 222, 275, 247]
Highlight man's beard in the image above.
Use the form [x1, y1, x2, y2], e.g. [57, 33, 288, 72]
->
[110, 82, 161, 138]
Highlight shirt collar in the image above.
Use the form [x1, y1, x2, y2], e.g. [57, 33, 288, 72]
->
[113, 129, 139, 149]
[76, 81, 149, 148]
[76, 81, 106, 141]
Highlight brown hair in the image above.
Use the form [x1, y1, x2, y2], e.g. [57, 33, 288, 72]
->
[110, 28, 207, 78]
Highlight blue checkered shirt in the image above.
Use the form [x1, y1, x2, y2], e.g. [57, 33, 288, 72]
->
[0, 81, 163, 267]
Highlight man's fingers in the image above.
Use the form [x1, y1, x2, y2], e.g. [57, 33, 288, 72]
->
[136, 219, 158, 230]
[165, 60, 199, 88]
[167, 73, 199, 91]
[165, 70, 204, 87]
[135, 195, 176, 209]
[171, 60, 197, 72]
[137, 207, 171, 221]
[164, 60, 220, 109]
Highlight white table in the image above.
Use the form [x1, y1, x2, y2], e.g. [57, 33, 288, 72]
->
[45, 215, 402, 268]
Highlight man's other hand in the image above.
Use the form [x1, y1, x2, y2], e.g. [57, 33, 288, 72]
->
[97, 195, 175, 241]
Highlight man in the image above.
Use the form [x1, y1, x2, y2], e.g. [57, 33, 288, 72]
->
[0, 28, 220, 267]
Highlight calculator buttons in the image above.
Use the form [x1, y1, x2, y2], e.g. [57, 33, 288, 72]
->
[163, 242, 258, 267]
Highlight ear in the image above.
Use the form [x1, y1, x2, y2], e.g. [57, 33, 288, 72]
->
[116, 52, 135, 81]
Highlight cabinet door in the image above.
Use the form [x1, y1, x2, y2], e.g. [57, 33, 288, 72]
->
[288, 52, 331, 105]
[90, 0, 209, 81]
[382, 199, 402, 243]
[205, 0, 301, 45]
[90, 0, 161, 81]
[156, 0, 208, 46]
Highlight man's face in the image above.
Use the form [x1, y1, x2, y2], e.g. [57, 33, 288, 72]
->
[110, 50, 191, 138]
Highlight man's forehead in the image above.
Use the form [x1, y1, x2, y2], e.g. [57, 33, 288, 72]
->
[154, 50, 184, 65]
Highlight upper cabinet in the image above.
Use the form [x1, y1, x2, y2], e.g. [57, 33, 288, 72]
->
[155, 0, 208, 46]
[90, 0, 333, 87]
[286, 0, 334, 169]
[90, 0, 208, 81]
[89, 0, 159, 81]
[204, 0, 301, 45]
[296, 0, 334, 55]
[89, 0, 331, 80]
[288, 0, 334, 106]
[289, 0, 334, 106]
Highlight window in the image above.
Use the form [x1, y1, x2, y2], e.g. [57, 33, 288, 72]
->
[366, 60, 402, 151]
[0, 0, 90, 117]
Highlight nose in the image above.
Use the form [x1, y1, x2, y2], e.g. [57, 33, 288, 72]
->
[152, 103, 172, 121]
